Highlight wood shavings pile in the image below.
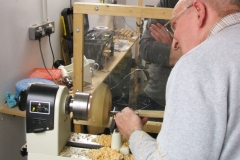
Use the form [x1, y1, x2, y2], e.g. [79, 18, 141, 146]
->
[87, 147, 134, 160]
[92, 134, 112, 147]
[60, 133, 135, 160]
[60, 146, 90, 160]
[87, 147, 123, 160]
[89, 134, 134, 160]
[122, 140, 129, 147]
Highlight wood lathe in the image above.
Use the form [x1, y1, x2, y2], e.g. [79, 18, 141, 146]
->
[19, 83, 163, 159]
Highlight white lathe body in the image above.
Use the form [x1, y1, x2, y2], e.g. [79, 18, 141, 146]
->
[23, 84, 93, 159]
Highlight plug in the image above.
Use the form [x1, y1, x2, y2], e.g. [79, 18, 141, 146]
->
[35, 26, 45, 40]
[29, 24, 45, 40]
[35, 30, 42, 40]
[45, 21, 55, 36]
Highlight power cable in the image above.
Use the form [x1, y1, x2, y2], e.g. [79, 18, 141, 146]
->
[37, 38, 58, 85]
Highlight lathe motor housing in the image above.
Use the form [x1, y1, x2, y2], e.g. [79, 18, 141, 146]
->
[26, 84, 71, 157]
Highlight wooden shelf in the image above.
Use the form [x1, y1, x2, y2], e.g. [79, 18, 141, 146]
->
[0, 103, 26, 117]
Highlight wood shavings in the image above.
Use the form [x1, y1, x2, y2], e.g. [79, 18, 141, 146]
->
[60, 146, 90, 160]
[122, 140, 129, 147]
[87, 147, 123, 160]
[68, 133, 99, 144]
[87, 147, 134, 160]
[92, 134, 112, 147]
[60, 133, 135, 160]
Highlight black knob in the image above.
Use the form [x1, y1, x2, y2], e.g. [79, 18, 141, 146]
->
[17, 90, 28, 111]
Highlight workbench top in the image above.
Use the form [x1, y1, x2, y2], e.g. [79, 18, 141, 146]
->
[0, 103, 25, 117]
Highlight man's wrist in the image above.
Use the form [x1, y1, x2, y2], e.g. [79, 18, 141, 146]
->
[128, 129, 143, 139]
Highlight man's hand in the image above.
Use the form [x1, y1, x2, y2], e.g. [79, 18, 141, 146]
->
[150, 23, 173, 44]
[115, 107, 148, 140]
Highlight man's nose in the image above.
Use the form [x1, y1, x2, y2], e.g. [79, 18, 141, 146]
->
[172, 38, 179, 50]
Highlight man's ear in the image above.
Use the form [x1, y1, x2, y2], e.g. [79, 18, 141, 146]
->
[193, 0, 206, 28]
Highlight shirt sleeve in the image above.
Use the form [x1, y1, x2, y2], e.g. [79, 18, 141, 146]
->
[129, 130, 167, 159]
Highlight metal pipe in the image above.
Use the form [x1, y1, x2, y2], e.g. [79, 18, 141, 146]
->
[42, 0, 48, 23]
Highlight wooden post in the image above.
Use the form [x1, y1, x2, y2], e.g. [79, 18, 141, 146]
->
[73, 2, 173, 133]
[132, 0, 143, 106]
[73, 11, 84, 133]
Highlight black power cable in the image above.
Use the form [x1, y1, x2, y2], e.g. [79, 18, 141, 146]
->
[37, 37, 58, 85]
[48, 35, 55, 68]
[45, 26, 55, 68]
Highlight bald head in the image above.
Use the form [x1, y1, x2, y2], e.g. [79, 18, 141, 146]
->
[171, 0, 240, 54]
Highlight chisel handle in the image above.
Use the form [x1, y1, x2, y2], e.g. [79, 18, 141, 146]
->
[136, 110, 164, 119]
[110, 110, 164, 118]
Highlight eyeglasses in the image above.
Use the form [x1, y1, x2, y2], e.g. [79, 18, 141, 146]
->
[164, 4, 193, 31]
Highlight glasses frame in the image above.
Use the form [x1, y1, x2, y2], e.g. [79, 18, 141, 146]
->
[164, 4, 193, 32]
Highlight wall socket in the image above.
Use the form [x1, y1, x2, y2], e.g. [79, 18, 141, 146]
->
[29, 21, 55, 40]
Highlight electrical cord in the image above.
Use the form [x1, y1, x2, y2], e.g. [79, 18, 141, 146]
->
[45, 25, 55, 68]
[121, 16, 144, 38]
[110, 68, 151, 110]
[109, 68, 148, 91]
[48, 35, 55, 68]
[37, 38, 58, 85]
[70, 0, 73, 8]
[121, 17, 137, 33]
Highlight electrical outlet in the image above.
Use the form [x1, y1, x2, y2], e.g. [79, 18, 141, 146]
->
[45, 21, 55, 35]
[29, 23, 46, 40]
[28, 21, 55, 40]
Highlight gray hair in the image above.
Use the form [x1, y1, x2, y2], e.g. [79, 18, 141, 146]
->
[210, 0, 240, 10]
[185, 0, 240, 13]
[227, 0, 240, 6]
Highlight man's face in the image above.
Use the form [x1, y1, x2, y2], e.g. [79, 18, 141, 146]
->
[171, 1, 200, 54]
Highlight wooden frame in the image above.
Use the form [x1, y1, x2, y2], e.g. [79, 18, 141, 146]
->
[73, 2, 172, 92]
[73, 2, 173, 133]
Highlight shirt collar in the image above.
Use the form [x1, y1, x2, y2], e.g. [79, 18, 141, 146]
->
[208, 12, 240, 38]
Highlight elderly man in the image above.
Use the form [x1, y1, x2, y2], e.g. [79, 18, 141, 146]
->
[115, 0, 240, 159]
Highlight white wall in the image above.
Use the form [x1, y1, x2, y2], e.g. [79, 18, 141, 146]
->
[0, 0, 70, 106]
[0, 0, 70, 159]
